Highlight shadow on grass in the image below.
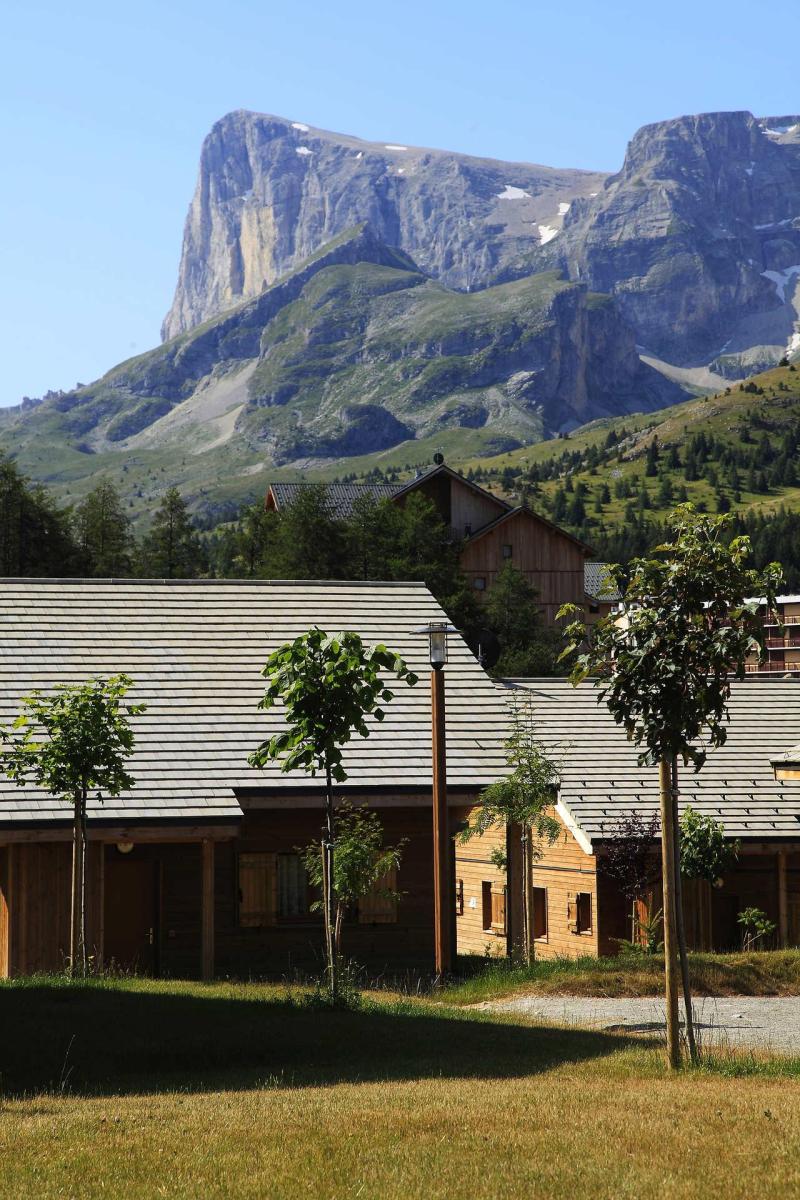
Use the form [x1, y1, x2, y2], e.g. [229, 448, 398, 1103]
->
[0, 978, 636, 1098]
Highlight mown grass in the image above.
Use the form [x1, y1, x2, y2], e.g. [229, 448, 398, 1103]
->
[2, 975, 800, 1198]
[444, 950, 800, 1005]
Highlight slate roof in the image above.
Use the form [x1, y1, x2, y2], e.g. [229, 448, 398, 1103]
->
[510, 677, 800, 845]
[268, 482, 399, 519]
[0, 580, 509, 830]
[584, 562, 621, 602]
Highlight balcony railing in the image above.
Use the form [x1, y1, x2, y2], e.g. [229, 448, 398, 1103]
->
[763, 614, 800, 626]
[745, 660, 800, 673]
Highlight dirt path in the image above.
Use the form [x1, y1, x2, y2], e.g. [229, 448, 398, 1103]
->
[485, 994, 800, 1053]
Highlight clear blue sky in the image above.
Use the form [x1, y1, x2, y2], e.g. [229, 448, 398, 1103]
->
[1, 0, 798, 406]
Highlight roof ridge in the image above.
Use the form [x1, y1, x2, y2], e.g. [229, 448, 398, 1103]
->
[0, 577, 432, 588]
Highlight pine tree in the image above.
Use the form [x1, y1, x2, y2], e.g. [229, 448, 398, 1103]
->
[0, 454, 78, 576]
[139, 488, 204, 578]
[74, 480, 132, 576]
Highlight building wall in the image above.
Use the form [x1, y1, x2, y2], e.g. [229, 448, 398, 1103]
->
[458, 512, 586, 625]
[454, 806, 602, 960]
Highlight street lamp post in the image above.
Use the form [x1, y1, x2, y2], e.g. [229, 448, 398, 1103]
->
[415, 621, 459, 978]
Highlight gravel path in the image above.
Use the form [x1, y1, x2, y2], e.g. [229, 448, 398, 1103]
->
[485, 995, 800, 1054]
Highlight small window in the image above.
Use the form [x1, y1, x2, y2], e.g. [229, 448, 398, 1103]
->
[588, 602, 600, 614]
[502, 544, 513, 559]
[277, 853, 309, 919]
[455, 878, 464, 916]
[533, 886, 548, 941]
[482, 880, 506, 934]
[576, 892, 592, 934]
[473, 577, 486, 591]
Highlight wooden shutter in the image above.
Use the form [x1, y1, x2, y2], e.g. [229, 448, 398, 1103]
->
[567, 893, 578, 933]
[490, 885, 506, 934]
[359, 864, 398, 924]
[238, 853, 277, 927]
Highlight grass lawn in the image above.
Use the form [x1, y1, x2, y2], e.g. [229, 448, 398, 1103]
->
[2, 976, 800, 1198]
[444, 949, 800, 1005]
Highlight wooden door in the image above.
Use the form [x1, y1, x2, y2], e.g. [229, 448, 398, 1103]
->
[104, 855, 158, 974]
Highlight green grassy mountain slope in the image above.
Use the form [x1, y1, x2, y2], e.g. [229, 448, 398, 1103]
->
[0, 226, 676, 524]
[461, 362, 800, 545]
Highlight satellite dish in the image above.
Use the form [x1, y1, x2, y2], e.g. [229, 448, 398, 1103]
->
[433, 452, 445, 466]
[470, 628, 501, 670]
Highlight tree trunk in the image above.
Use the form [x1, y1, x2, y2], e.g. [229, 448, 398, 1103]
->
[324, 761, 337, 1002]
[659, 757, 681, 1069]
[671, 756, 699, 1063]
[521, 826, 532, 966]
[70, 784, 88, 978]
[334, 901, 344, 958]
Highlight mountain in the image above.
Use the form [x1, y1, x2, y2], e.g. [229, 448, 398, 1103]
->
[0, 225, 673, 521]
[5, 107, 800, 524]
[162, 110, 606, 339]
[546, 111, 800, 383]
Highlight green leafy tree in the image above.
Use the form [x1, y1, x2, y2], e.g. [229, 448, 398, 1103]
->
[737, 907, 776, 951]
[560, 504, 781, 1068]
[273, 484, 349, 579]
[74, 480, 133, 576]
[0, 454, 78, 576]
[0, 676, 145, 975]
[248, 629, 417, 999]
[461, 693, 561, 965]
[300, 801, 407, 955]
[679, 807, 739, 885]
[483, 563, 560, 676]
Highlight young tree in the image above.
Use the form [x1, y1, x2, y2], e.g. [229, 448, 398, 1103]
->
[74, 480, 133, 576]
[0, 676, 145, 975]
[460, 693, 561, 965]
[248, 629, 417, 1000]
[300, 801, 407, 955]
[561, 504, 781, 1068]
[139, 488, 203, 577]
[679, 807, 739, 886]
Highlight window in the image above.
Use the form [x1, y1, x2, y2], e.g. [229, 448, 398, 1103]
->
[473, 576, 486, 591]
[577, 892, 592, 934]
[278, 853, 309, 918]
[482, 880, 506, 934]
[455, 878, 464, 916]
[358, 863, 398, 924]
[238, 852, 276, 927]
[588, 602, 600, 614]
[532, 886, 548, 941]
[567, 891, 593, 935]
[502, 544, 513, 559]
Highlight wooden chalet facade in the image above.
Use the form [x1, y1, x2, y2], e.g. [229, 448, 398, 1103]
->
[0, 579, 508, 979]
[455, 677, 800, 958]
[266, 464, 592, 625]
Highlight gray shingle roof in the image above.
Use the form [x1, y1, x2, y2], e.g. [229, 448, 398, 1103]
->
[268, 482, 399, 519]
[0, 580, 508, 829]
[510, 677, 800, 844]
[584, 562, 621, 602]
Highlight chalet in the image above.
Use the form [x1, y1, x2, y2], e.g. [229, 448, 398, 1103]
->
[745, 595, 800, 674]
[0, 578, 508, 979]
[266, 463, 593, 625]
[455, 676, 800, 958]
[584, 561, 621, 625]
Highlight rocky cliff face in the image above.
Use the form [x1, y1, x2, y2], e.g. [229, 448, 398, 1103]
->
[549, 111, 800, 375]
[162, 110, 605, 339]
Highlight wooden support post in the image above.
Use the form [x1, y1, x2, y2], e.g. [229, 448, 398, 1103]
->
[201, 839, 215, 982]
[506, 822, 525, 961]
[659, 758, 681, 1070]
[778, 850, 789, 949]
[432, 668, 452, 977]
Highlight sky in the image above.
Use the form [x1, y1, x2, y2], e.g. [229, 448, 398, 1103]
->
[1, 0, 798, 407]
